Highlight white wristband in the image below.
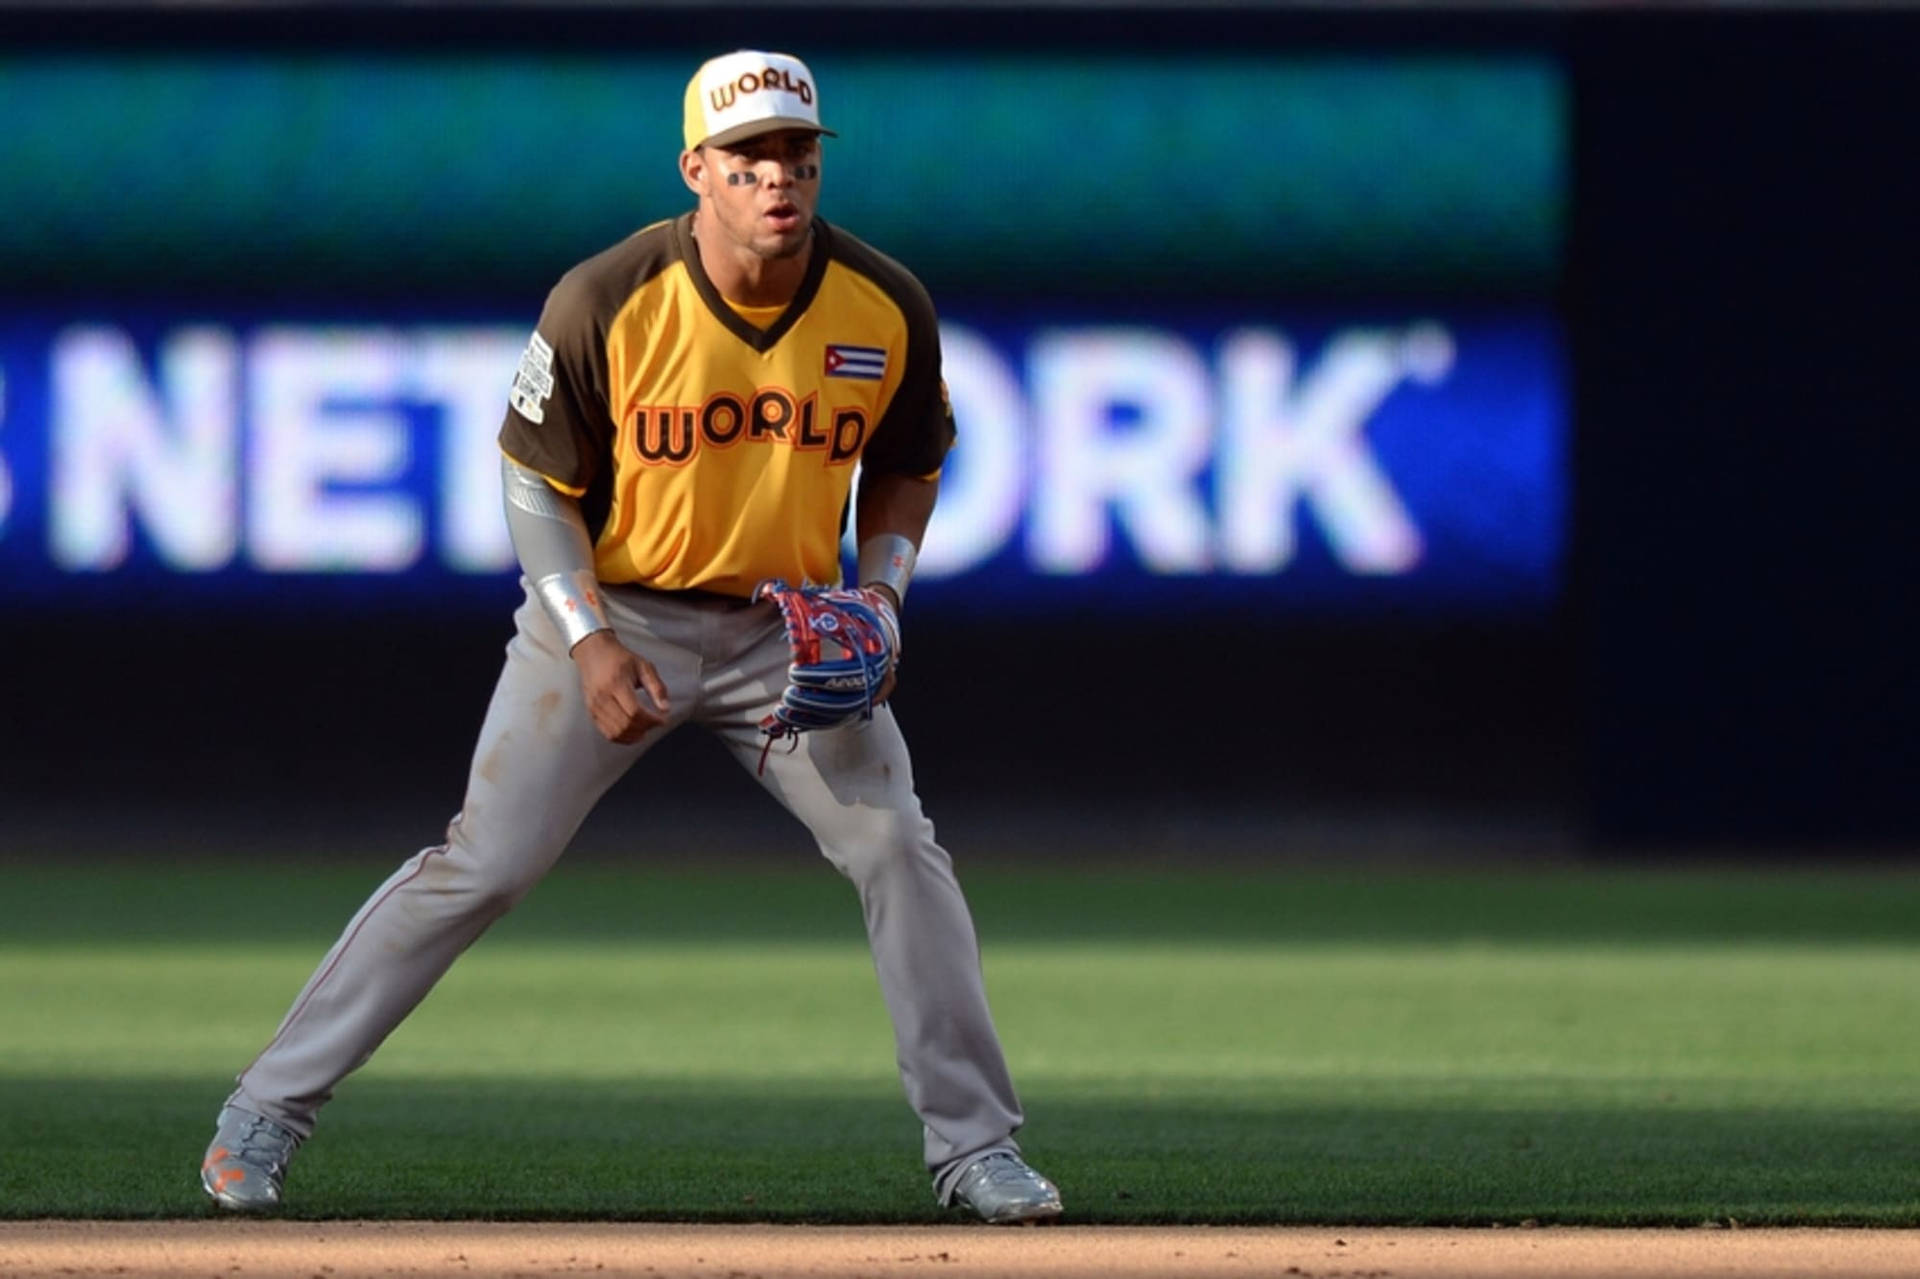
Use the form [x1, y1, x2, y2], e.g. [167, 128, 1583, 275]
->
[533, 569, 612, 651]
[857, 534, 918, 605]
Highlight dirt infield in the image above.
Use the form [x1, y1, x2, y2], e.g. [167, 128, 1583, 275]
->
[3, 1222, 1917, 1279]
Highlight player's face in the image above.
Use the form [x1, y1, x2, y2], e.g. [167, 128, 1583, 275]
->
[693, 130, 822, 261]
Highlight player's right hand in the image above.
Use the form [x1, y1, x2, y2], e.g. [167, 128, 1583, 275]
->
[570, 630, 671, 744]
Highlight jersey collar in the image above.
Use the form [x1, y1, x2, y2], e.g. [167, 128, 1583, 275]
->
[674, 210, 832, 354]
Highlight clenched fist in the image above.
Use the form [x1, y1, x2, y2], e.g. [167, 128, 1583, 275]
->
[570, 630, 671, 744]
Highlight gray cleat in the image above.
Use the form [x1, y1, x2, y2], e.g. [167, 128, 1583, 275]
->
[946, 1150, 1064, 1224]
[200, 1105, 300, 1210]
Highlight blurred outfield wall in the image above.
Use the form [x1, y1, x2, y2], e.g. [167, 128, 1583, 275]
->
[0, 6, 1914, 854]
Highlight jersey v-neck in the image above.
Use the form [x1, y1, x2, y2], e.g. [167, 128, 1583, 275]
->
[673, 210, 831, 353]
[724, 298, 787, 326]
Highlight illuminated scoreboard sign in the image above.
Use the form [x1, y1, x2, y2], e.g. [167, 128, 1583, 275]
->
[0, 308, 1562, 615]
[0, 53, 1564, 617]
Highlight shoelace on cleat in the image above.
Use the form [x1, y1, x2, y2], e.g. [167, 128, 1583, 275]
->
[230, 1115, 296, 1173]
[970, 1153, 1049, 1189]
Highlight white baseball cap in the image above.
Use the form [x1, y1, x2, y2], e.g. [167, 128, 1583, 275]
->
[682, 50, 837, 151]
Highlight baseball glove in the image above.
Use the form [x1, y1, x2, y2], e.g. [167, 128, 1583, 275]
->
[753, 578, 901, 757]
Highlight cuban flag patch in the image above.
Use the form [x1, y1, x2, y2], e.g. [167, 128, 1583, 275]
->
[824, 343, 887, 381]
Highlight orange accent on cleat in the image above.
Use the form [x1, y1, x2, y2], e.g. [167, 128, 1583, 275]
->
[202, 1107, 297, 1210]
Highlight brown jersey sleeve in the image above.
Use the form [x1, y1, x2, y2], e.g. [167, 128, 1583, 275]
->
[497, 264, 617, 494]
[828, 227, 957, 478]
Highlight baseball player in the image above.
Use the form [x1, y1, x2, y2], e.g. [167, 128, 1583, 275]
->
[198, 50, 1062, 1226]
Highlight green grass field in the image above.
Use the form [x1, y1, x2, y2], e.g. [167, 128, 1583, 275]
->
[3, 861, 1918, 1224]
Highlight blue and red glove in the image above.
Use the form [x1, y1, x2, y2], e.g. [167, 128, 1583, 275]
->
[753, 579, 901, 747]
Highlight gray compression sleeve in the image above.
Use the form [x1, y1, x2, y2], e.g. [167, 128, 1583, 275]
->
[500, 455, 611, 650]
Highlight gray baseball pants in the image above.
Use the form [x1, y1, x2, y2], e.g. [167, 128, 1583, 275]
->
[226, 582, 1024, 1192]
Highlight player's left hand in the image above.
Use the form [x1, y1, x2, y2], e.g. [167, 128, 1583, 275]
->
[753, 579, 901, 742]
[861, 583, 901, 705]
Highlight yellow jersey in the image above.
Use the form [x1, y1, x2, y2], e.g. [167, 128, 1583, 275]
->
[499, 212, 955, 597]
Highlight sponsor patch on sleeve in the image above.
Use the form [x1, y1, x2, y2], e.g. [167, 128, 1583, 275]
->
[509, 331, 556, 424]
